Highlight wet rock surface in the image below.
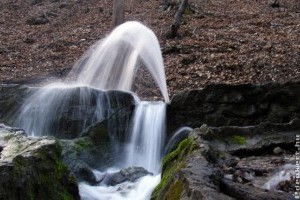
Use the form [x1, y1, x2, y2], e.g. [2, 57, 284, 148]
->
[0, 84, 31, 124]
[0, 84, 136, 139]
[60, 134, 114, 185]
[0, 84, 145, 188]
[103, 167, 153, 186]
[0, 124, 79, 199]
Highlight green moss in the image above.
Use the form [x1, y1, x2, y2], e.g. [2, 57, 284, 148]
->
[74, 138, 93, 151]
[165, 179, 184, 200]
[9, 143, 77, 200]
[151, 137, 197, 200]
[86, 122, 110, 144]
[56, 160, 67, 171]
[58, 191, 74, 200]
[231, 135, 247, 145]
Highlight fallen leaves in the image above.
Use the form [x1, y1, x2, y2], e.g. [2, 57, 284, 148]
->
[0, 0, 299, 99]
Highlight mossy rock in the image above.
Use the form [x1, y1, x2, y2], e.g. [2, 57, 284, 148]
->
[151, 137, 197, 200]
[0, 126, 79, 200]
[231, 135, 247, 145]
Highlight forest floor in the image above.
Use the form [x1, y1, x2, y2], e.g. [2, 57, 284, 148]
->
[0, 0, 299, 99]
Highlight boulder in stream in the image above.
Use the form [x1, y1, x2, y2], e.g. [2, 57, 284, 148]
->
[103, 166, 153, 186]
[0, 124, 79, 200]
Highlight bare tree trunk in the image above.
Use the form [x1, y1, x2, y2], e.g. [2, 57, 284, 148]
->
[162, 0, 171, 10]
[169, 0, 188, 38]
[112, 0, 125, 28]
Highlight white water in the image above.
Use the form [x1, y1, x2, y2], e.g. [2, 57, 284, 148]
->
[164, 126, 192, 155]
[125, 101, 166, 174]
[16, 84, 107, 137]
[262, 164, 295, 190]
[69, 21, 169, 102]
[15, 21, 169, 200]
[79, 101, 166, 200]
[16, 21, 169, 137]
[79, 174, 161, 200]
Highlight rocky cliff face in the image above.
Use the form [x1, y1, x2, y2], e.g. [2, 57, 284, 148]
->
[0, 124, 79, 200]
[167, 81, 300, 135]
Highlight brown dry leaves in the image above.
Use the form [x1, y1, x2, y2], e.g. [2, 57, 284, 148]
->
[0, 0, 299, 99]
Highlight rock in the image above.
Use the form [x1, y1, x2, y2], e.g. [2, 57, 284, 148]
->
[0, 124, 79, 199]
[198, 119, 299, 157]
[273, 147, 283, 154]
[60, 135, 114, 184]
[220, 178, 294, 200]
[9, 86, 136, 139]
[152, 134, 234, 200]
[277, 178, 295, 193]
[0, 84, 31, 124]
[153, 82, 300, 199]
[167, 81, 300, 134]
[27, 14, 50, 25]
[103, 166, 153, 186]
[75, 163, 98, 185]
[59, 100, 136, 184]
[153, 118, 297, 199]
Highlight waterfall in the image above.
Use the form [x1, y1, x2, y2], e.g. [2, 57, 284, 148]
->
[79, 101, 166, 200]
[68, 21, 169, 102]
[125, 101, 166, 174]
[14, 21, 169, 200]
[16, 84, 107, 138]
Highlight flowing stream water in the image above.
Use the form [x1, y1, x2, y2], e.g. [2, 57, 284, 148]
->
[16, 21, 170, 200]
[125, 101, 166, 174]
[79, 100, 166, 200]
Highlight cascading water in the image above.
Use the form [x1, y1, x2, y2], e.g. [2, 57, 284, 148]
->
[125, 101, 166, 174]
[16, 84, 107, 138]
[15, 21, 170, 200]
[68, 21, 169, 103]
[79, 101, 166, 200]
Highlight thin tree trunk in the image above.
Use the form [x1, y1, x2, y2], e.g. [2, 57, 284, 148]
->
[162, 0, 171, 10]
[112, 0, 125, 28]
[169, 0, 188, 38]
